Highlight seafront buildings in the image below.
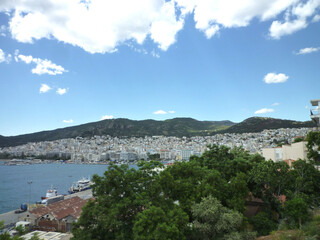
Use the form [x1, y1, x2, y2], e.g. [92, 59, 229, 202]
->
[0, 127, 314, 163]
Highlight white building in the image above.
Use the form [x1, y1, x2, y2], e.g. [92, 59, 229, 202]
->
[262, 141, 308, 162]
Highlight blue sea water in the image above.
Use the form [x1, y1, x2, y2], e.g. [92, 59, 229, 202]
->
[0, 162, 121, 214]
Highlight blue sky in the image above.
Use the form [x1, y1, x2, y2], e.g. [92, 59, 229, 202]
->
[0, 0, 320, 136]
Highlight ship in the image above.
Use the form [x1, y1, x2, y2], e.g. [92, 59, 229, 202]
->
[68, 178, 92, 194]
[41, 186, 58, 200]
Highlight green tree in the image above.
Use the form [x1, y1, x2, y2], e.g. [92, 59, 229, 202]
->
[306, 131, 320, 163]
[193, 145, 263, 181]
[286, 160, 320, 206]
[191, 195, 255, 240]
[249, 211, 277, 236]
[133, 205, 188, 240]
[249, 160, 291, 213]
[72, 162, 166, 240]
[283, 197, 309, 228]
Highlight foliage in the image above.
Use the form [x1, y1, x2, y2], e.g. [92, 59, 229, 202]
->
[71, 145, 320, 240]
[147, 153, 160, 161]
[193, 144, 264, 180]
[249, 211, 277, 236]
[293, 137, 305, 143]
[306, 131, 320, 163]
[283, 197, 309, 229]
[133, 205, 188, 240]
[286, 160, 320, 207]
[249, 160, 290, 213]
[191, 196, 255, 240]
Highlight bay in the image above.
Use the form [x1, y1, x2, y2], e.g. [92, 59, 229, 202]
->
[0, 162, 132, 214]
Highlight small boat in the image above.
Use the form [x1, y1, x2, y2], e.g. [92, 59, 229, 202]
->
[41, 186, 58, 200]
[69, 178, 92, 194]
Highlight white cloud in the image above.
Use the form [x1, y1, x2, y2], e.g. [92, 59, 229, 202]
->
[1, 0, 184, 53]
[153, 110, 167, 115]
[272, 102, 280, 106]
[1, 0, 319, 53]
[254, 108, 275, 114]
[313, 14, 320, 22]
[56, 88, 67, 95]
[39, 83, 51, 93]
[0, 48, 11, 63]
[264, 72, 289, 84]
[168, 110, 176, 114]
[269, 0, 320, 39]
[16, 53, 67, 75]
[101, 115, 114, 120]
[296, 47, 320, 55]
[63, 119, 73, 123]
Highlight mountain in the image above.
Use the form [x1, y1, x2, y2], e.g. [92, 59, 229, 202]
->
[0, 118, 234, 147]
[0, 117, 315, 148]
[220, 117, 315, 134]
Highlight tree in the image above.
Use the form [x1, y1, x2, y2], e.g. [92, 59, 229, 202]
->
[193, 145, 263, 181]
[249, 160, 291, 213]
[283, 197, 309, 229]
[72, 162, 166, 240]
[191, 196, 255, 240]
[306, 131, 320, 163]
[133, 205, 188, 240]
[286, 160, 320, 207]
[249, 212, 277, 236]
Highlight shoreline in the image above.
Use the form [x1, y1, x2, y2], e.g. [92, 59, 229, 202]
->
[0, 158, 142, 166]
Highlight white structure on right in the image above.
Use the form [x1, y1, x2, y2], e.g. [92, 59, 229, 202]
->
[262, 141, 308, 164]
[310, 99, 320, 128]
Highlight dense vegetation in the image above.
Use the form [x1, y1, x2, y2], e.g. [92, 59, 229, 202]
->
[0, 117, 314, 147]
[70, 131, 320, 240]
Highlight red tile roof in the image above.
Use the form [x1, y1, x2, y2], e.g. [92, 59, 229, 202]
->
[30, 196, 88, 220]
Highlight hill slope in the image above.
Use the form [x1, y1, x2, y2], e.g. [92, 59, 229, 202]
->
[220, 117, 314, 134]
[0, 117, 315, 147]
[0, 118, 234, 147]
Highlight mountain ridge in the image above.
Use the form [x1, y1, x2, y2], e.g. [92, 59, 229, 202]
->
[0, 117, 314, 147]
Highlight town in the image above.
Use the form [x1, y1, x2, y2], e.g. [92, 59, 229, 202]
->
[0, 127, 315, 164]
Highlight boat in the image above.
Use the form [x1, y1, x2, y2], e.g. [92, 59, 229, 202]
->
[41, 186, 58, 200]
[68, 177, 92, 194]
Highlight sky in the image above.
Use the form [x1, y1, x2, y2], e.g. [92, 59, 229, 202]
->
[0, 0, 320, 136]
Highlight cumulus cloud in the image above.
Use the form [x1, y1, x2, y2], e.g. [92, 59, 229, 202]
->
[101, 115, 114, 120]
[15, 52, 67, 75]
[295, 47, 320, 55]
[269, 0, 320, 39]
[0, 48, 11, 63]
[153, 110, 167, 115]
[63, 119, 73, 123]
[153, 110, 175, 114]
[0, 0, 318, 54]
[0, 0, 184, 53]
[272, 102, 280, 106]
[264, 72, 289, 84]
[56, 88, 67, 95]
[255, 108, 275, 114]
[39, 83, 51, 93]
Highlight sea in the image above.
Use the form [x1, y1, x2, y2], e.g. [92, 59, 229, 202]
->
[0, 161, 134, 214]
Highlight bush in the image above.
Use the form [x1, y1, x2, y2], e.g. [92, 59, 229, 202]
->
[249, 211, 277, 236]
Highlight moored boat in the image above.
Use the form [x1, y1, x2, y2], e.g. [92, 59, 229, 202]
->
[41, 186, 58, 200]
[68, 177, 92, 194]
